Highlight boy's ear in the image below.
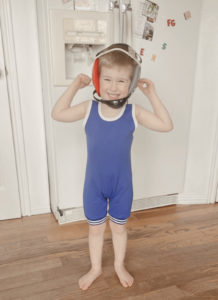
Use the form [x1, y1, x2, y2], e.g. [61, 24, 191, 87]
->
[92, 59, 100, 96]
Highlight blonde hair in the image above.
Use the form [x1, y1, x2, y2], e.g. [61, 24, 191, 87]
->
[98, 51, 137, 80]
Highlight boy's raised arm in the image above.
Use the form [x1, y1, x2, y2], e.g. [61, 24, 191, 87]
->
[137, 78, 174, 132]
[51, 74, 91, 122]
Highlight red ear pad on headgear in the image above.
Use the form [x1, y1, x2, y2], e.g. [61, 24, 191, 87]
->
[92, 59, 100, 96]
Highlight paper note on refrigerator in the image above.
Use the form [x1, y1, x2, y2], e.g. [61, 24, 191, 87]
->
[142, 0, 159, 23]
[134, 0, 159, 39]
[142, 22, 154, 41]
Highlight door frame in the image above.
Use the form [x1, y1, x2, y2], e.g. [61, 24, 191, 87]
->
[208, 112, 218, 203]
[36, 0, 61, 216]
[0, 0, 31, 215]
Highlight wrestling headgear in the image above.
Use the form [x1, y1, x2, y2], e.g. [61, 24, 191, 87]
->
[92, 43, 142, 109]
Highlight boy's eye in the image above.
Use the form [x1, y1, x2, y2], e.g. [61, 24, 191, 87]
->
[104, 79, 111, 81]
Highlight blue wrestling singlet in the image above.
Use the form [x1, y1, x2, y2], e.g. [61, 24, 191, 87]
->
[82, 100, 138, 225]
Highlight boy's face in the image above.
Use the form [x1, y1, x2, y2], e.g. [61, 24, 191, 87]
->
[99, 65, 132, 101]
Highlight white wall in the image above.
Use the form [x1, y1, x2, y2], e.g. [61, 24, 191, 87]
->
[178, 0, 218, 204]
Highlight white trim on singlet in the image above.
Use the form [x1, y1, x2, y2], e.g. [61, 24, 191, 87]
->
[83, 100, 138, 128]
[82, 100, 92, 128]
[98, 101, 127, 121]
[87, 216, 107, 225]
[132, 103, 138, 129]
[109, 215, 127, 225]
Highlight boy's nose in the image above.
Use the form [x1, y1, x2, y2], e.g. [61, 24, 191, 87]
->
[110, 81, 118, 91]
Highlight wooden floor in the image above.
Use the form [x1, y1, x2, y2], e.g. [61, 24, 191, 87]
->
[1, 204, 218, 299]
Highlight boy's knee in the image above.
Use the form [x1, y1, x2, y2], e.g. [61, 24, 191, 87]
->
[89, 221, 106, 235]
[109, 220, 126, 234]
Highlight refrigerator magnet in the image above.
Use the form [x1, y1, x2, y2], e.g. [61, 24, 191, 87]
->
[140, 48, 145, 56]
[167, 19, 176, 27]
[184, 11, 191, 20]
[162, 43, 167, 50]
[151, 54, 157, 62]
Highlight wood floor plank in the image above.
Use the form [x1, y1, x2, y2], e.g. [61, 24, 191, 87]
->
[1, 204, 218, 299]
[125, 285, 191, 300]
[0, 257, 62, 281]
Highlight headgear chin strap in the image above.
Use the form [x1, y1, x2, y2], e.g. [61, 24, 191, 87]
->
[92, 43, 142, 109]
[93, 90, 129, 109]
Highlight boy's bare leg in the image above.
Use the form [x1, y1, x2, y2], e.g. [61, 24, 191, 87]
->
[78, 221, 106, 290]
[109, 220, 134, 288]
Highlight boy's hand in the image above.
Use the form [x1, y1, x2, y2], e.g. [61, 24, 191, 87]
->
[137, 78, 156, 97]
[74, 74, 91, 90]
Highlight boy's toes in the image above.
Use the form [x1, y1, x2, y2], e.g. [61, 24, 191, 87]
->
[114, 265, 134, 288]
[121, 280, 128, 288]
[121, 279, 134, 287]
[78, 279, 85, 290]
[128, 277, 134, 287]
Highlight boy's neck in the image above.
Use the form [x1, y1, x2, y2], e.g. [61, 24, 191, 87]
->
[101, 102, 125, 112]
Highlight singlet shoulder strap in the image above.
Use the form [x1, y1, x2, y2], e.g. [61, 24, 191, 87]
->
[132, 103, 138, 129]
[82, 100, 93, 128]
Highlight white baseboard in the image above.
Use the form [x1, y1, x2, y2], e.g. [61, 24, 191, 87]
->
[177, 193, 208, 204]
[131, 194, 177, 211]
[30, 206, 51, 216]
[54, 194, 178, 225]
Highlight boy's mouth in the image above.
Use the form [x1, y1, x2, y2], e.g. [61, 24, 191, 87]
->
[107, 93, 120, 100]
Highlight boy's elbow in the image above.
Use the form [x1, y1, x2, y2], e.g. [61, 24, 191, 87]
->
[51, 108, 61, 120]
[166, 122, 174, 132]
[51, 111, 60, 121]
[161, 119, 174, 132]
[167, 126, 174, 132]
[51, 111, 56, 120]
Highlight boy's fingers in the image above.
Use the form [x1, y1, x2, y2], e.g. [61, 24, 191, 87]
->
[138, 78, 152, 84]
[82, 76, 91, 84]
[138, 81, 147, 86]
[138, 78, 148, 81]
[80, 74, 91, 80]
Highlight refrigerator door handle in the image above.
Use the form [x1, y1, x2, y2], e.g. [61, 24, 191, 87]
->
[120, 1, 132, 44]
[120, 1, 125, 43]
[111, 0, 120, 43]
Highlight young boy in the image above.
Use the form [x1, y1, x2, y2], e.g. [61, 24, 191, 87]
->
[51, 44, 173, 291]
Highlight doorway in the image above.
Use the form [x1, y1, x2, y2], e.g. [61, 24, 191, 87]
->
[0, 22, 21, 220]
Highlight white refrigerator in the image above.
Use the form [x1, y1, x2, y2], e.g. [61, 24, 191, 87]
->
[37, 0, 202, 223]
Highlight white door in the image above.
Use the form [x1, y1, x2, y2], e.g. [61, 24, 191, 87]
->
[0, 25, 21, 220]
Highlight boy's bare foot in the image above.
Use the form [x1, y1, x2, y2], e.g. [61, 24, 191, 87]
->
[114, 264, 134, 288]
[78, 268, 102, 290]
